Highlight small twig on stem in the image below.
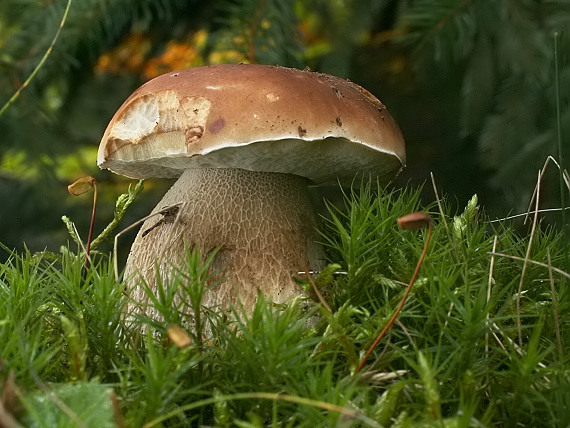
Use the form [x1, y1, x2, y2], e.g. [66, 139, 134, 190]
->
[113, 203, 183, 282]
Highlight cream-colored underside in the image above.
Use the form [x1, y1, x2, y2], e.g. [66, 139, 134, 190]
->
[103, 136, 403, 185]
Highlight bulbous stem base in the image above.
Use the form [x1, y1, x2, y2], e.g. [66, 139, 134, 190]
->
[124, 167, 325, 316]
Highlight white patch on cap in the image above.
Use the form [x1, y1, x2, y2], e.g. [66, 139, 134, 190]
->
[106, 90, 213, 167]
[110, 95, 159, 142]
[266, 93, 279, 102]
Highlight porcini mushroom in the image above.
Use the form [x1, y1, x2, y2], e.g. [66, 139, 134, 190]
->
[98, 64, 405, 316]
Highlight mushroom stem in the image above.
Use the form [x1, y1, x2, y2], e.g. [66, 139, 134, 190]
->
[125, 167, 325, 315]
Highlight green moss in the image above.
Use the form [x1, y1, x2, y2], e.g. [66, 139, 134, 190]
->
[0, 182, 569, 426]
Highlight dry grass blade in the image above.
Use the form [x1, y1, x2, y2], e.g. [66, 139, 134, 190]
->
[489, 322, 548, 371]
[488, 207, 570, 223]
[430, 173, 449, 233]
[514, 154, 570, 346]
[367, 369, 408, 384]
[486, 235, 498, 356]
[143, 392, 382, 428]
[488, 252, 570, 281]
[524, 156, 570, 225]
[547, 250, 564, 359]
[431, 172, 461, 267]
[517, 170, 541, 346]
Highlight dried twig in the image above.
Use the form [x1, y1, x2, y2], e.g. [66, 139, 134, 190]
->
[113, 203, 183, 282]
[355, 212, 433, 375]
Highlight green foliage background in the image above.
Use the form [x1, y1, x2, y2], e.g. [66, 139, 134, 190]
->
[0, 0, 569, 252]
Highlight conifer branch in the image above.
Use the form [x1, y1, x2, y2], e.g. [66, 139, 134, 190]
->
[0, 0, 72, 117]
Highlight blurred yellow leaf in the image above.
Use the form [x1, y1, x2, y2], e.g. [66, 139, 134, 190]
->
[68, 176, 95, 196]
[167, 324, 192, 349]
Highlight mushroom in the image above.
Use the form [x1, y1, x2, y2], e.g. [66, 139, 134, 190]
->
[98, 64, 405, 316]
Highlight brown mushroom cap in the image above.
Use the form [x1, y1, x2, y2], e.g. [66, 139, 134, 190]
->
[98, 64, 405, 184]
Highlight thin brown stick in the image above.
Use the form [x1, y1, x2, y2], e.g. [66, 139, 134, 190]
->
[0, 375, 22, 428]
[0, 402, 21, 428]
[355, 214, 432, 375]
